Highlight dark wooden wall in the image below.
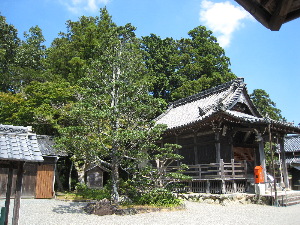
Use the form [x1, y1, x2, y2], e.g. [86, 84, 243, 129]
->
[0, 163, 37, 198]
[0, 158, 56, 198]
[168, 133, 225, 165]
[162, 129, 262, 166]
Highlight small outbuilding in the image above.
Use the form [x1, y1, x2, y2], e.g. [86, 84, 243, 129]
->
[85, 164, 109, 189]
[1, 135, 64, 199]
[0, 124, 43, 225]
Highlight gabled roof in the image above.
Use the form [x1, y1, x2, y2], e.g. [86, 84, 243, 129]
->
[86, 164, 110, 173]
[156, 78, 261, 130]
[235, 0, 300, 30]
[0, 125, 44, 162]
[156, 78, 300, 134]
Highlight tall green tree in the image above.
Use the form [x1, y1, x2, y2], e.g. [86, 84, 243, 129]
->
[250, 89, 285, 121]
[0, 15, 20, 92]
[141, 34, 180, 100]
[141, 26, 236, 102]
[14, 26, 47, 87]
[56, 8, 166, 203]
[172, 26, 236, 100]
[177, 26, 232, 80]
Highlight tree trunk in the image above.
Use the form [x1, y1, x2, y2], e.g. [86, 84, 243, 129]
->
[111, 153, 120, 204]
[110, 60, 121, 204]
[69, 160, 73, 191]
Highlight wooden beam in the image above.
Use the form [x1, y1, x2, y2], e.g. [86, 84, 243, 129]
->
[243, 131, 251, 142]
[269, 0, 293, 31]
[0, 162, 18, 169]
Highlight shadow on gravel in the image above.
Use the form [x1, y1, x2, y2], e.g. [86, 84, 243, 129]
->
[52, 202, 87, 214]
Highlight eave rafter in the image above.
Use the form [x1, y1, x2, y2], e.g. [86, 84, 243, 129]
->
[235, 0, 271, 29]
[269, 0, 293, 31]
[235, 0, 298, 31]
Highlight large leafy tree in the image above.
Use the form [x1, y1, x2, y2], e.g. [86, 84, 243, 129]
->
[177, 26, 232, 80]
[141, 26, 236, 102]
[0, 81, 80, 135]
[250, 89, 285, 121]
[45, 12, 114, 84]
[141, 34, 180, 100]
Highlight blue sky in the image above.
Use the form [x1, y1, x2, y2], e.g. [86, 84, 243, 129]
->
[1, 0, 300, 126]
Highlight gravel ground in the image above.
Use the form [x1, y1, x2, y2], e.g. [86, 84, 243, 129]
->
[1, 199, 300, 225]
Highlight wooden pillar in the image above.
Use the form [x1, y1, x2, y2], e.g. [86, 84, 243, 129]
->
[194, 133, 198, 164]
[4, 164, 14, 225]
[12, 161, 24, 225]
[257, 133, 267, 182]
[175, 135, 179, 166]
[220, 159, 226, 193]
[279, 135, 289, 189]
[213, 127, 222, 163]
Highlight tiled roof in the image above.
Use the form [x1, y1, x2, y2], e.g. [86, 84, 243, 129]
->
[155, 78, 260, 129]
[156, 78, 300, 133]
[276, 135, 300, 154]
[0, 125, 44, 162]
[284, 135, 300, 152]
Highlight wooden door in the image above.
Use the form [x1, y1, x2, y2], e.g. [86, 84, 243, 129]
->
[35, 164, 54, 198]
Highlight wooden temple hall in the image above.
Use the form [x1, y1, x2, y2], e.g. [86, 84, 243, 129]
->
[155, 78, 300, 194]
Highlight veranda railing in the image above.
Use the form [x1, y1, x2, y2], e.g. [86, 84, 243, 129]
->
[166, 159, 247, 180]
[165, 159, 248, 193]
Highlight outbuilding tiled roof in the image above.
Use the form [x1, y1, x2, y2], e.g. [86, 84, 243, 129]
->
[284, 135, 300, 152]
[0, 125, 44, 162]
[37, 135, 67, 156]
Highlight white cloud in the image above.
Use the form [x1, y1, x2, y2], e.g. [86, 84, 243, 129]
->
[60, 0, 110, 14]
[199, 0, 252, 48]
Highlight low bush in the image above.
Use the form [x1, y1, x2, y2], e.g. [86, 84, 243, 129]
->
[75, 183, 110, 200]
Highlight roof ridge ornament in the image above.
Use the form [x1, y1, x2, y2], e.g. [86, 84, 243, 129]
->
[171, 78, 244, 108]
[0, 125, 30, 134]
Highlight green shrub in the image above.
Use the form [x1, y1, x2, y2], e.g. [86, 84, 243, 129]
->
[136, 188, 182, 207]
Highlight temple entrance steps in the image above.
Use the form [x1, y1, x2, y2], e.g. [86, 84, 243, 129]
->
[278, 191, 300, 206]
[262, 190, 300, 206]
